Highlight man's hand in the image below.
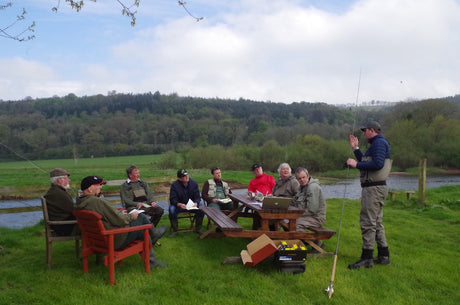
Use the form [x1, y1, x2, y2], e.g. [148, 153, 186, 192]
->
[150, 202, 157, 207]
[136, 202, 144, 209]
[349, 135, 359, 149]
[131, 211, 139, 220]
[178, 203, 186, 209]
[347, 158, 358, 168]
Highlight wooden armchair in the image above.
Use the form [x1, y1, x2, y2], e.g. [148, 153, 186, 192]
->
[73, 210, 152, 285]
[40, 197, 80, 269]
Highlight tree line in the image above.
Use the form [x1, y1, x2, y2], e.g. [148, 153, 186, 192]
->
[1, 92, 459, 171]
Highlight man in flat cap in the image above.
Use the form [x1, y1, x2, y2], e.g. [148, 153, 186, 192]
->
[168, 169, 204, 236]
[76, 176, 167, 267]
[43, 168, 76, 236]
[347, 121, 392, 270]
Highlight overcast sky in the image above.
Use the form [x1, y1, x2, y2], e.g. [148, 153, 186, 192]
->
[1, 0, 459, 105]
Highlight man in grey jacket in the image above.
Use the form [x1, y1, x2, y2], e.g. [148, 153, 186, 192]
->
[292, 167, 326, 250]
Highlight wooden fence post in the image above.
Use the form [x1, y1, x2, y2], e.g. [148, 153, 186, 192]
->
[418, 159, 426, 205]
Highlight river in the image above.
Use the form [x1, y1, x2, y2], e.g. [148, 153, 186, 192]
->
[1, 175, 459, 229]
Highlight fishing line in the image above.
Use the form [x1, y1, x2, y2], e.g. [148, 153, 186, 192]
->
[325, 68, 362, 299]
[0, 142, 48, 174]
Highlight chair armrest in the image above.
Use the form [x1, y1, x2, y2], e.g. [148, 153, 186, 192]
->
[101, 224, 152, 236]
[48, 220, 78, 225]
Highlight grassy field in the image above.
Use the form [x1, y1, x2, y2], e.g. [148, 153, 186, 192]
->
[0, 155, 257, 198]
[0, 185, 459, 305]
[0, 154, 347, 199]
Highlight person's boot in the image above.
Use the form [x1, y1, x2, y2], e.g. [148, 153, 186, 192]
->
[374, 246, 391, 265]
[149, 249, 167, 268]
[169, 220, 179, 237]
[348, 248, 374, 270]
[149, 224, 167, 245]
[194, 216, 203, 235]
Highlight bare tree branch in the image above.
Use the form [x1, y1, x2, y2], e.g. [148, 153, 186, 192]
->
[178, 1, 203, 22]
[0, 3, 35, 41]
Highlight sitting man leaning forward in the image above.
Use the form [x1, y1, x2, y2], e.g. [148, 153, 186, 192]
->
[76, 175, 167, 267]
[292, 167, 327, 250]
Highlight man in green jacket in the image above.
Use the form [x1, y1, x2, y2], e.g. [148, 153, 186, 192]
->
[76, 176, 167, 267]
[120, 165, 164, 227]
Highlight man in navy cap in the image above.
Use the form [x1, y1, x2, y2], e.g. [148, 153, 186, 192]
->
[347, 121, 392, 269]
[168, 169, 204, 236]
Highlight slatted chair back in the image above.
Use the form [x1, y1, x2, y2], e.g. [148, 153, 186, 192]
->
[73, 209, 152, 285]
[40, 196, 80, 269]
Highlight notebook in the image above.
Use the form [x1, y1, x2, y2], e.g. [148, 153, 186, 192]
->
[262, 197, 292, 210]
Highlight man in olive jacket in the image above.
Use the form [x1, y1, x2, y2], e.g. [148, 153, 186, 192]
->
[76, 176, 167, 267]
[120, 165, 164, 227]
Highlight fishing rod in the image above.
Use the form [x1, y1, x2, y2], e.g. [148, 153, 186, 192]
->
[325, 68, 361, 299]
[0, 142, 80, 198]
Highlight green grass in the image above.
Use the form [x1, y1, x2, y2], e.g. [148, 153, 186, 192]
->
[1, 186, 459, 305]
[0, 155, 256, 198]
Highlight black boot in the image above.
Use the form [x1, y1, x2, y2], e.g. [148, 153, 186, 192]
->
[348, 249, 374, 270]
[169, 220, 179, 237]
[150, 225, 167, 245]
[149, 249, 167, 268]
[374, 246, 391, 265]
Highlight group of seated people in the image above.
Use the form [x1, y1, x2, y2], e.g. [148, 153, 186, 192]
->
[43, 162, 327, 267]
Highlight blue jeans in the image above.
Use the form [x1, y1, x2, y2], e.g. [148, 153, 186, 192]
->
[168, 203, 204, 221]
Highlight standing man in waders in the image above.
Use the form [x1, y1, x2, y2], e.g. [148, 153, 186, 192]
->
[346, 121, 392, 269]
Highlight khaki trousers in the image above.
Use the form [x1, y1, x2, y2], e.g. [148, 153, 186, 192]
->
[360, 185, 388, 249]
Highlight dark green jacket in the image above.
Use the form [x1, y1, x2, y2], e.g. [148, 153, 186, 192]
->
[44, 184, 75, 221]
[76, 194, 134, 249]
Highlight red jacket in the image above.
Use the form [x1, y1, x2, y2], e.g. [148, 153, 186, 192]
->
[248, 173, 276, 195]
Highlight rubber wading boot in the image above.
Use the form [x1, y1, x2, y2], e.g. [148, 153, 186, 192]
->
[348, 249, 374, 270]
[150, 224, 167, 245]
[374, 246, 391, 265]
[149, 249, 167, 268]
[194, 217, 203, 235]
[169, 220, 179, 237]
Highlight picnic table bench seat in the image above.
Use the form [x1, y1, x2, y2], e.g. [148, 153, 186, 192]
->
[200, 206, 243, 232]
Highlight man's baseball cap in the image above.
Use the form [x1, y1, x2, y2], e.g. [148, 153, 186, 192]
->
[177, 169, 188, 178]
[80, 176, 105, 190]
[50, 168, 70, 178]
[360, 121, 382, 132]
[251, 164, 261, 171]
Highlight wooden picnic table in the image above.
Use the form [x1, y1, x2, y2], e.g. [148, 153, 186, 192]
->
[199, 193, 336, 254]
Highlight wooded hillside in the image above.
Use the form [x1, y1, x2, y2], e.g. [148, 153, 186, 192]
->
[1, 93, 459, 171]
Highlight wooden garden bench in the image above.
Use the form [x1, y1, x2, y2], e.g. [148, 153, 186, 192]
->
[388, 190, 415, 201]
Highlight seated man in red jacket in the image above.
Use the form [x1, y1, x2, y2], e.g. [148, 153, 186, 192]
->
[248, 164, 276, 197]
